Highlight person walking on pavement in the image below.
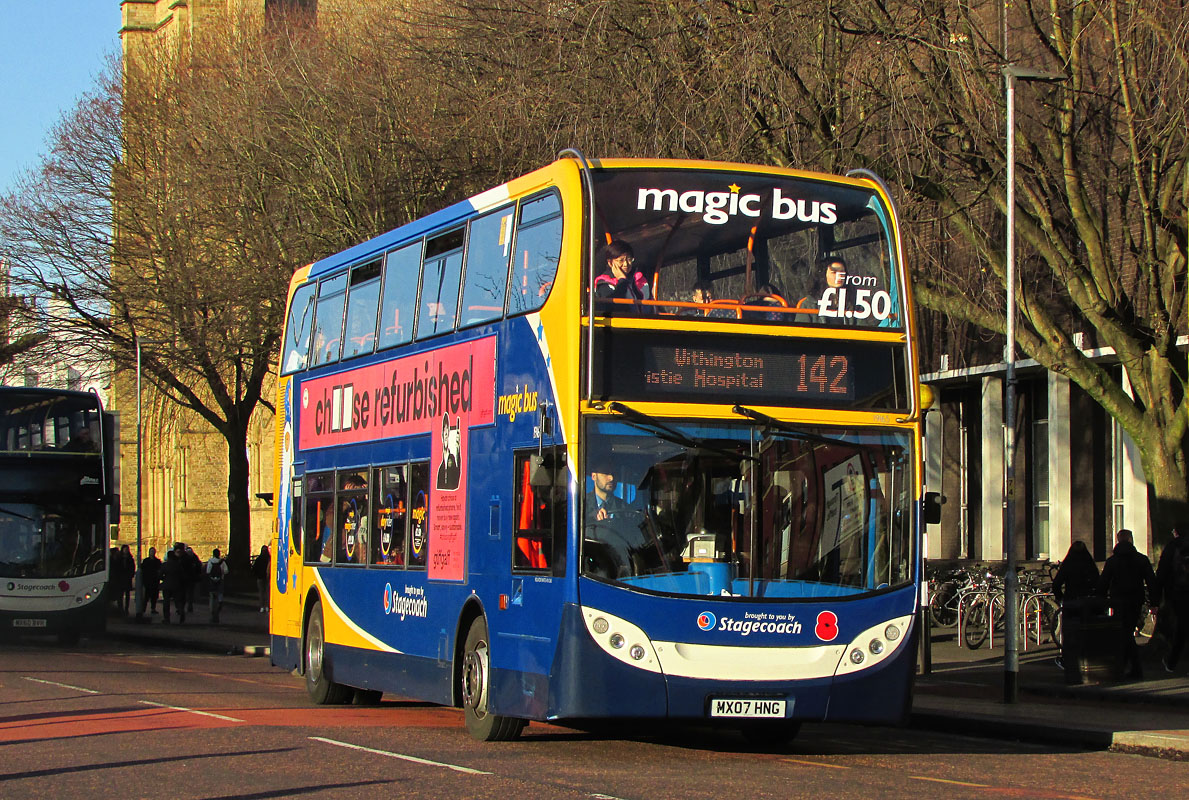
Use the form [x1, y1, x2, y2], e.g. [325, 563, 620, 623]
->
[108, 546, 127, 616]
[139, 546, 162, 615]
[183, 545, 202, 613]
[1052, 540, 1100, 672]
[160, 547, 186, 624]
[1154, 525, 1189, 673]
[119, 544, 136, 615]
[1097, 529, 1157, 680]
[252, 544, 271, 613]
[205, 548, 228, 624]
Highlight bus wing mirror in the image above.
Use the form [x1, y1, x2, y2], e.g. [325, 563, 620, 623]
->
[529, 454, 552, 487]
[923, 492, 944, 525]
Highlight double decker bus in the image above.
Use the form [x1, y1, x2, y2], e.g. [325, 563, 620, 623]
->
[0, 387, 115, 643]
[272, 155, 933, 741]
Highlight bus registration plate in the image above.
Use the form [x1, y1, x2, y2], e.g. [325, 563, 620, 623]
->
[12, 618, 47, 628]
[709, 698, 786, 718]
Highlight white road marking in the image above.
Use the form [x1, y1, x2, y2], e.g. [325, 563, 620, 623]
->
[310, 736, 492, 775]
[22, 677, 100, 694]
[137, 700, 244, 722]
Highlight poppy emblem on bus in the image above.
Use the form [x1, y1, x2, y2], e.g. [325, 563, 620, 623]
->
[815, 610, 839, 642]
[697, 611, 716, 631]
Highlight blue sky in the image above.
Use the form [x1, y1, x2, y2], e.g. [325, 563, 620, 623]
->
[0, 3, 124, 196]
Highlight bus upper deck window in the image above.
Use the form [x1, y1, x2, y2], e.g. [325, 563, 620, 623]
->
[377, 243, 421, 350]
[311, 273, 348, 368]
[507, 192, 562, 315]
[342, 260, 382, 360]
[418, 229, 464, 340]
[460, 208, 514, 327]
[282, 283, 316, 374]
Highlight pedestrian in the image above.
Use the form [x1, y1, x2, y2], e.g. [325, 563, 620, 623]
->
[108, 547, 127, 615]
[205, 548, 228, 624]
[119, 544, 136, 615]
[1097, 529, 1157, 680]
[139, 546, 162, 615]
[1051, 540, 1100, 672]
[183, 545, 201, 613]
[252, 544, 271, 613]
[1154, 525, 1189, 673]
[160, 547, 186, 624]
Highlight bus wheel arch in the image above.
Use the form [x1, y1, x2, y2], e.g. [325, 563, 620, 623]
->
[302, 593, 352, 705]
[455, 605, 525, 741]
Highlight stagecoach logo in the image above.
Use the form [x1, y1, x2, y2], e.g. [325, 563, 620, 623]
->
[382, 583, 428, 620]
[5, 581, 66, 593]
[696, 611, 716, 631]
[698, 610, 806, 636]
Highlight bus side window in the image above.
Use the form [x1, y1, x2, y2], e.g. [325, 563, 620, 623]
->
[507, 192, 562, 316]
[282, 282, 316, 375]
[377, 242, 421, 350]
[512, 449, 567, 576]
[418, 229, 464, 340]
[460, 208, 513, 327]
[336, 470, 369, 566]
[303, 473, 334, 565]
[406, 462, 431, 569]
[371, 465, 407, 567]
[290, 476, 303, 556]
[342, 260, 382, 360]
[310, 273, 348, 367]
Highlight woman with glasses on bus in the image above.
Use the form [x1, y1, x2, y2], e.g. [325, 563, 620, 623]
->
[594, 240, 651, 303]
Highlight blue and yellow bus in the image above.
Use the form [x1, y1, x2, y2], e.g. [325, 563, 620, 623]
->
[271, 154, 931, 741]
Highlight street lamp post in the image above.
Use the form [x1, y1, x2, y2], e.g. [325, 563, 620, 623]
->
[1002, 63, 1063, 704]
[134, 336, 166, 620]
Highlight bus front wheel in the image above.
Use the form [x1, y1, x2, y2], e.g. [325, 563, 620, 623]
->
[305, 599, 351, 705]
[460, 617, 525, 741]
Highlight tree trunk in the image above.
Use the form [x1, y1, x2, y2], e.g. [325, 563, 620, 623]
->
[224, 418, 253, 577]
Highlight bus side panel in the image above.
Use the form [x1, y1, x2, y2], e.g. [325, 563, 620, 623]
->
[547, 602, 668, 719]
[323, 643, 454, 706]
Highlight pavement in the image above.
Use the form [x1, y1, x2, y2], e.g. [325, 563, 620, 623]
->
[98, 592, 1189, 761]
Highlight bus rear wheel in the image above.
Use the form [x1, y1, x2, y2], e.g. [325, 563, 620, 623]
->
[460, 617, 525, 741]
[305, 599, 351, 705]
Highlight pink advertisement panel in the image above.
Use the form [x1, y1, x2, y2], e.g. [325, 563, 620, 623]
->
[297, 337, 496, 582]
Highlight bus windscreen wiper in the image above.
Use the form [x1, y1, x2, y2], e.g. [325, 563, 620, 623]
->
[731, 404, 866, 451]
[606, 402, 751, 461]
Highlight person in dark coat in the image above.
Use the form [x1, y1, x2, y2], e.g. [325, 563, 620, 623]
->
[1154, 525, 1189, 673]
[108, 547, 127, 615]
[1052, 540, 1100, 671]
[1097, 529, 1157, 680]
[183, 545, 202, 613]
[119, 544, 135, 615]
[139, 547, 162, 614]
[160, 547, 186, 624]
[252, 545, 272, 613]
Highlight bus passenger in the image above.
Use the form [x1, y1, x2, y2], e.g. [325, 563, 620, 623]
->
[594, 240, 651, 303]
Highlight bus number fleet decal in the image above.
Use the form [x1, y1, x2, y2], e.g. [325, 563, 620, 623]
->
[298, 337, 496, 582]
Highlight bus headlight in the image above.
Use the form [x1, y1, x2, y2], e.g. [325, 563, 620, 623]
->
[592, 617, 610, 634]
[629, 644, 646, 661]
[869, 639, 885, 655]
[850, 648, 865, 664]
[885, 624, 900, 641]
[609, 633, 625, 649]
